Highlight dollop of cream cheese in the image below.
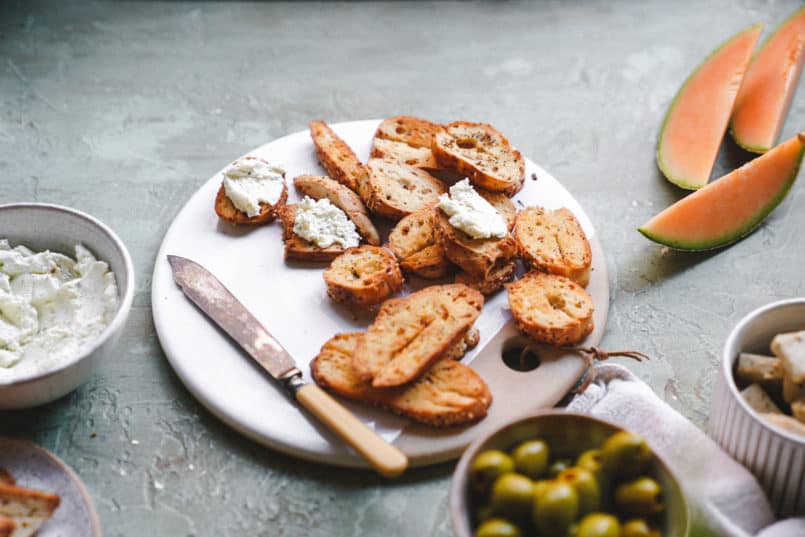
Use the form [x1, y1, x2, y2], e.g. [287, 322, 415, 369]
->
[0, 240, 119, 382]
[222, 157, 286, 217]
[437, 179, 507, 239]
[293, 196, 360, 249]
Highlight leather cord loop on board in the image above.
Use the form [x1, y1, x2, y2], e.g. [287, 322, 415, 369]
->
[571, 346, 650, 394]
[516, 345, 649, 395]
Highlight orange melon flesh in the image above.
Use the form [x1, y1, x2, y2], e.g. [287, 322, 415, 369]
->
[657, 25, 762, 190]
[640, 133, 804, 250]
[731, 7, 805, 153]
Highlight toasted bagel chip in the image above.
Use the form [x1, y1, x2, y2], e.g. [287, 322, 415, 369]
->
[507, 271, 594, 346]
[324, 246, 403, 307]
[352, 284, 484, 388]
[312, 332, 491, 427]
[514, 206, 592, 286]
[432, 122, 525, 196]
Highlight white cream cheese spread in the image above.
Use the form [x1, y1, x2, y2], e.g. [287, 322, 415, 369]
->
[437, 179, 507, 239]
[0, 240, 119, 382]
[293, 196, 360, 249]
[222, 157, 286, 217]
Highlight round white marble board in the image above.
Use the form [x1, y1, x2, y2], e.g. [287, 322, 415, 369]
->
[151, 120, 610, 469]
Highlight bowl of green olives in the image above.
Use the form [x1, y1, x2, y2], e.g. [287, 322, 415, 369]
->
[450, 412, 689, 537]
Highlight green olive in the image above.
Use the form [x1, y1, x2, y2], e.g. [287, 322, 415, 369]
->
[601, 431, 652, 479]
[512, 439, 550, 479]
[532, 480, 579, 535]
[532, 479, 553, 501]
[575, 449, 611, 508]
[474, 518, 523, 537]
[622, 518, 662, 537]
[558, 467, 601, 515]
[471, 450, 515, 493]
[615, 477, 664, 517]
[576, 449, 605, 477]
[490, 473, 535, 519]
[548, 458, 573, 478]
[576, 513, 621, 537]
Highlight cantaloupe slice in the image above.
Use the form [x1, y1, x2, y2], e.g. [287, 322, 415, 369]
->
[657, 24, 762, 190]
[640, 133, 804, 251]
[731, 7, 805, 153]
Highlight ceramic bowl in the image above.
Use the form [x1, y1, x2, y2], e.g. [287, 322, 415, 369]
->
[0, 437, 102, 536]
[709, 298, 805, 517]
[0, 203, 134, 409]
[450, 411, 690, 537]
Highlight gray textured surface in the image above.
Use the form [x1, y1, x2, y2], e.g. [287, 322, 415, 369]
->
[1, 1, 803, 535]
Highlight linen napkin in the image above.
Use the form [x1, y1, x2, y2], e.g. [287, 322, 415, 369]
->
[567, 363, 805, 537]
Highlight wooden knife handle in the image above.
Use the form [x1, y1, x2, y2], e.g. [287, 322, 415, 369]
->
[295, 383, 408, 478]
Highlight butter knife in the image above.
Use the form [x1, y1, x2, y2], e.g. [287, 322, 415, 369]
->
[167, 255, 408, 477]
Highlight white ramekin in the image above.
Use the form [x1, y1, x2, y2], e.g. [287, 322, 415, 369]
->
[709, 298, 805, 517]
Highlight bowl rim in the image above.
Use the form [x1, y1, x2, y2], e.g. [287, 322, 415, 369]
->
[0, 202, 135, 387]
[449, 410, 690, 537]
[722, 297, 805, 446]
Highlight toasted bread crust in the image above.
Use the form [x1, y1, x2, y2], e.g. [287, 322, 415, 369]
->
[323, 246, 403, 306]
[514, 207, 592, 287]
[214, 182, 288, 226]
[279, 204, 346, 262]
[0, 481, 60, 537]
[478, 189, 517, 231]
[293, 175, 380, 245]
[432, 122, 525, 196]
[0, 515, 13, 537]
[371, 116, 446, 171]
[401, 244, 453, 279]
[353, 284, 484, 388]
[371, 138, 441, 170]
[441, 326, 481, 361]
[309, 120, 370, 198]
[463, 326, 480, 350]
[311, 333, 492, 427]
[388, 209, 453, 279]
[364, 158, 447, 220]
[455, 260, 515, 295]
[433, 208, 518, 278]
[375, 116, 444, 148]
[506, 271, 594, 346]
[0, 482, 60, 517]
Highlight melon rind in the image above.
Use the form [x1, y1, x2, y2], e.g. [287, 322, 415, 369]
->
[640, 134, 804, 251]
[657, 24, 762, 191]
[730, 7, 805, 154]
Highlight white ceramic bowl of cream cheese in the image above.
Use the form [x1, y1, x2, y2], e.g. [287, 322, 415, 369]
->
[0, 203, 134, 409]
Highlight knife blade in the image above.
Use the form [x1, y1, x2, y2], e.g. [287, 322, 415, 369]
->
[168, 255, 297, 380]
[167, 255, 408, 477]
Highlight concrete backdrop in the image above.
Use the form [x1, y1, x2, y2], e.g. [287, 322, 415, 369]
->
[1, 1, 803, 535]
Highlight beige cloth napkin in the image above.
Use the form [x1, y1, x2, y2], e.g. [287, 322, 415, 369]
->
[567, 363, 805, 537]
